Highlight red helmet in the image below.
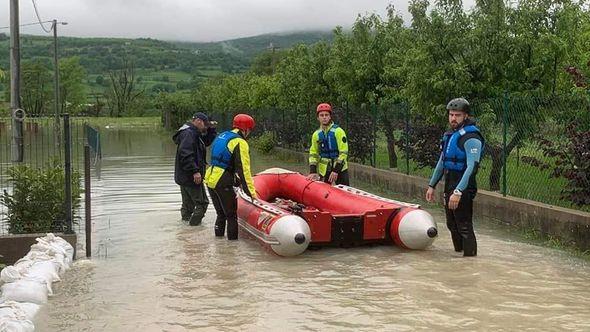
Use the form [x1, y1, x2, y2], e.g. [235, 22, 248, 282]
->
[316, 103, 332, 114]
[232, 114, 255, 131]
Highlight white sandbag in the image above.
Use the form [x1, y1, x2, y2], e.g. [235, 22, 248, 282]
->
[24, 261, 61, 286]
[35, 234, 74, 264]
[16, 250, 67, 277]
[0, 318, 35, 332]
[0, 267, 21, 283]
[0, 301, 40, 322]
[40, 233, 74, 256]
[0, 279, 49, 305]
[0, 301, 37, 332]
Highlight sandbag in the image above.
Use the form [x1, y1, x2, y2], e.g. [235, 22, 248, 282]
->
[0, 301, 40, 322]
[38, 234, 74, 259]
[0, 279, 49, 305]
[24, 260, 61, 287]
[0, 267, 21, 284]
[0, 300, 37, 332]
[0, 319, 35, 332]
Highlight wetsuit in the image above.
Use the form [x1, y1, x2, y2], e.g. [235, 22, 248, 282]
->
[429, 120, 484, 256]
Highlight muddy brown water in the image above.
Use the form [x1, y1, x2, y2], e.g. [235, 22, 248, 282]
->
[35, 128, 590, 331]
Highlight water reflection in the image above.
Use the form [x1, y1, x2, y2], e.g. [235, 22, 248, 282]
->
[35, 128, 590, 331]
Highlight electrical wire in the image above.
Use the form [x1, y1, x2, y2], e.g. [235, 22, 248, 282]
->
[0, 21, 52, 30]
[31, 0, 53, 33]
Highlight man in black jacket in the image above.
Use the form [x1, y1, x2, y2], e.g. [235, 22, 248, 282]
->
[173, 112, 217, 225]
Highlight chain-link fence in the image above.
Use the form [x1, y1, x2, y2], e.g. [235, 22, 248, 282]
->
[0, 116, 95, 235]
[225, 92, 590, 212]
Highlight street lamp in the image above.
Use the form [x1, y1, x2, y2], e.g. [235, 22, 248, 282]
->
[52, 20, 67, 123]
[51, 19, 67, 148]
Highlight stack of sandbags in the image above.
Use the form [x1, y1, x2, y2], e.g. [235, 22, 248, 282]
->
[0, 233, 75, 331]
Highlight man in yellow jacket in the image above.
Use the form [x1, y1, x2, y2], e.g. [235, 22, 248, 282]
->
[205, 114, 257, 240]
[306, 103, 349, 185]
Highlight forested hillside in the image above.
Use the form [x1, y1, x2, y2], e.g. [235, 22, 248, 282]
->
[0, 30, 332, 97]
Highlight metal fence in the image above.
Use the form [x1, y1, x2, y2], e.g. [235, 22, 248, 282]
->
[0, 115, 97, 235]
[209, 93, 589, 212]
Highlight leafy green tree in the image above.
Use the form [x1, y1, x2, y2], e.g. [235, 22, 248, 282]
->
[21, 60, 52, 116]
[250, 50, 285, 76]
[59, 56, 87, 114]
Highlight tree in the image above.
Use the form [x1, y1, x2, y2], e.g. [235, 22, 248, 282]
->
[59, 56, 87, 115]
[250, 50, 285, 76]
[106, 61, 144, 117]
[21, 60, 52, 116]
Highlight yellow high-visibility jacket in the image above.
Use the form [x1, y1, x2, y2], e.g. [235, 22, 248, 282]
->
[309, 123, 349, 177]
[205, 129, 257, 199]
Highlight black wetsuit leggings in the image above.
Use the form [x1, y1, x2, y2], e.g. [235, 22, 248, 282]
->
[444, 192, 477, 256]
[208, 186, 238, 240]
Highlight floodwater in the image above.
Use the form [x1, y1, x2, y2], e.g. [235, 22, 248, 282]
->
[35, 128, 590, 331]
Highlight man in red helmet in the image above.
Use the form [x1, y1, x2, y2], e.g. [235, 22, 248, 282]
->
[307, 103, 349, 185]
[205, 114, 257, 240]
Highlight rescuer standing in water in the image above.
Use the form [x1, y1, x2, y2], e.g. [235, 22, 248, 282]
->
[205, 114, 257, 240]
[426, 98, 484, 257]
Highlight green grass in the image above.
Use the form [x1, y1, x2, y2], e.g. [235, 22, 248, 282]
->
[519, 228, 590, 261]
[75, 116, 161, 128]
[371, 138, 589, 212]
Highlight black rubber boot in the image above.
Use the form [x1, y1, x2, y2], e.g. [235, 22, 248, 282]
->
[226, 216, 238, 240]
[462, 235, 477, 257]
[451, 231, 464, 252]
[189, 203, 207, 226]
[215, 218, 226, 237]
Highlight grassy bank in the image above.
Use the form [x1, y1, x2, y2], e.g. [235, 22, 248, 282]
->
[76, 116, 161, 129]
[372, 138, 587, 213]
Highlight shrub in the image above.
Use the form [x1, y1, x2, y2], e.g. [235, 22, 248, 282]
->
[525, 123, 590, 207]
[251, 131, 277, 154]
[1, 160, 83, 234]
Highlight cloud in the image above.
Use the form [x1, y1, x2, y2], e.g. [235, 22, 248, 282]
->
[0, 0, 475, 42]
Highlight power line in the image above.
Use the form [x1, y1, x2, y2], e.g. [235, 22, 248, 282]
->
[31, 0, 52, 33]
[0, 21, 53, 30]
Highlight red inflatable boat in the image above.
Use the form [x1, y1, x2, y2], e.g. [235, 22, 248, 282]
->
[236, 168, 438, 256]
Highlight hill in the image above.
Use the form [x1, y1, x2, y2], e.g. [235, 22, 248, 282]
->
[173, 30, 334, 59]
[0, 30, 334, 96]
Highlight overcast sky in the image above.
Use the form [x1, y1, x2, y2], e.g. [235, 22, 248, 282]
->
[0, 0, 453, 42]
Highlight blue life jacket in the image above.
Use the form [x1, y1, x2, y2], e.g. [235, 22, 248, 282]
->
[318, 124, 340, 159]
[210, 131, 240, 169]
[442, 124, 484, 171]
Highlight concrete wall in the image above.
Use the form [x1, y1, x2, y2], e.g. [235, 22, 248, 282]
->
[274, 148, 590, 250]
[0, 233, 77, 265]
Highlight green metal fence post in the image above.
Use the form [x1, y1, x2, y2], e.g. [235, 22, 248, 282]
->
[344, 100, 349, 134]
[502, 92, 508, 197]
[372, 101, 377, 168]
[405, 102, 410, 175]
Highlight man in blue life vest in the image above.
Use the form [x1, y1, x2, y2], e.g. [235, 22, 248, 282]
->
[426, 98, 484, 257]
[205, 114, 257, 240]
[173, 112, 217, 226]
[306, 103, 350, 185]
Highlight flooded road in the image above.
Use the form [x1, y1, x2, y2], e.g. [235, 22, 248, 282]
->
[36, 128, 590, 331]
